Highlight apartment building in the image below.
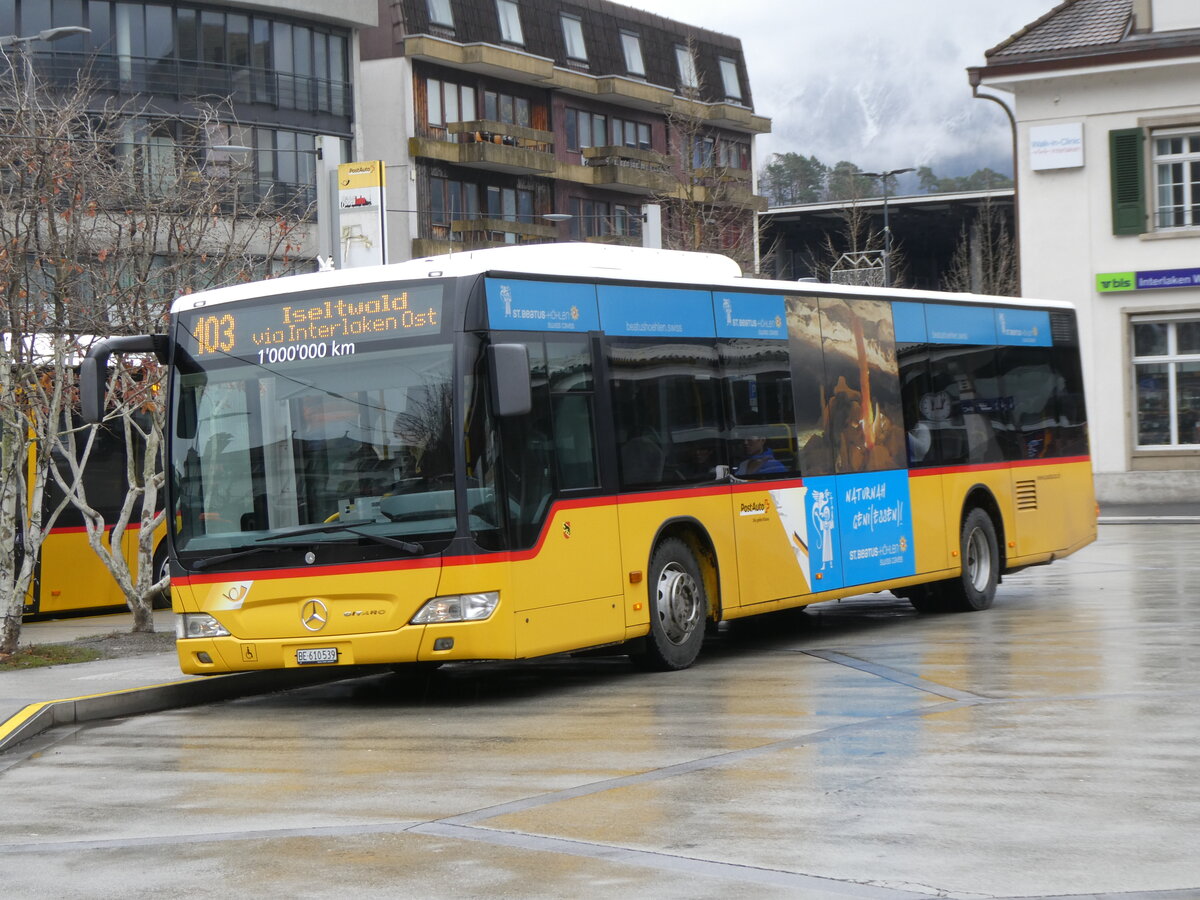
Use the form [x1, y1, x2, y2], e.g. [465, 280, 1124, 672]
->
[358, 0, 769, 261]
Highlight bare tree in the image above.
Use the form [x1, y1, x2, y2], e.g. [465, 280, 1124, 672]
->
[941, 199, 1018, 296]
[798, 197, 908, 289]
[654, 39, 766, 274]
[0, 58, 313, 650]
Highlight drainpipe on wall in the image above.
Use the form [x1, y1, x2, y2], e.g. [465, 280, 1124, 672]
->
[969, 70, 1020, 293]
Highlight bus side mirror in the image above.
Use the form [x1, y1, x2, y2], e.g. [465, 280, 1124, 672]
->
[488, 343, 532, 417]
[80, 334, 170, 424]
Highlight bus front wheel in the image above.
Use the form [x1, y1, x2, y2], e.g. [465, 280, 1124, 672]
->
[633, 537, 707, 671]
[151, 545, 171, 610]
[945, 508, 999, 612]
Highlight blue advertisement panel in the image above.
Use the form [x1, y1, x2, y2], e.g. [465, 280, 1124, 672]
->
[892, 302, 927, 343]
[924, 303, 996, 344]
[485, 278, 600, 332]
[597, 285, 716, 337]
[995, 308, 1052, 346]
[833, 469, 916, 587]
[714, 292, 787, 339]
[799, 476, 844, 592]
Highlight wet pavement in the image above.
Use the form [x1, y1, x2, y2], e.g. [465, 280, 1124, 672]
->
[1, 522, 1199, 898]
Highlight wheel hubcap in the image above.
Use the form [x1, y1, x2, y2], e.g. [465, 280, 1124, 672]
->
[965, 528, 991, 592]
[656, 562, 701, 645]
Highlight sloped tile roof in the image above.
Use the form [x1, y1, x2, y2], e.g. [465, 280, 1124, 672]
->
[988, 0, 1131, 59]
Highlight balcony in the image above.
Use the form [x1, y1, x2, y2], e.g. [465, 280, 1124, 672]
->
[450, 217, 556, 244]
[675, 182, 769, 212]
[409, 120, 555, 175]
[580, 146, 675, 195]
[671, 97, 772, 135]
[403, 36, 555, 88]
[30, 52, 353, 118]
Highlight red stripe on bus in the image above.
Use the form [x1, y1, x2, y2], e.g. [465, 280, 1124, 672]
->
[47, 525, 145, 535]
[174, 460, 1087, 585]
[909, 455, 1090, 478]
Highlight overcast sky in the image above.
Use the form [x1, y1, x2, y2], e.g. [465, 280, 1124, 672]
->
[627, 0, 1057, 181]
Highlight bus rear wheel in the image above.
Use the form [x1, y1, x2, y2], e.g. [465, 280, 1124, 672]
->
[633, 537, 707, 671]
[944, 508, 999, 612]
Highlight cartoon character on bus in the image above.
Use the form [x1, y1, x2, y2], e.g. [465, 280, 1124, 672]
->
[810, 488, 836, 572]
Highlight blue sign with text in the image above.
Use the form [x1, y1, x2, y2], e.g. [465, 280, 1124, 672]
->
[485, 279, 600, 332]
[995, 308, 1052, 346]
[714, 292, 787, 339]
[924, 303, 996, 344]
[597, 285, 716, 337]
[833, 470, 915, 587]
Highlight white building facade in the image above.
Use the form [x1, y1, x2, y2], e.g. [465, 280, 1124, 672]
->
[974, 0, 1200, 503]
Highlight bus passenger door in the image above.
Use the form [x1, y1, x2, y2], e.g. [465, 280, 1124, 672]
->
[500, 336, 625, 658]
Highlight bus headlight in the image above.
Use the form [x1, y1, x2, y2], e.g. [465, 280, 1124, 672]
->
[176, 613, 232, 639]
[411, 591, 499, 624]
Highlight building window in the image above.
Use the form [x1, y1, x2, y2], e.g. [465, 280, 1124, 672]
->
[496, 0, 524, 45]
[612, 118, 651, 151]
[427, 0, 454, 27]
[561, 14, 587, 61]
[565, 108, 607, 151]
[1132, 316, 1200, 448]
[430, 177, 481, 238]
[620, 30, 645, 76]
[483, 90, 531, 127]
[718, 57, 741, 101]
[675, 45, 698, 90]
[718, 138, 750, 170]
[426, 78, 476, 130]
[1153, 129, 1200, 229]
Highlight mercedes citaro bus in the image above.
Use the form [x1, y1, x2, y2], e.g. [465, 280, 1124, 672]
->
[81, 244, 1096, 674]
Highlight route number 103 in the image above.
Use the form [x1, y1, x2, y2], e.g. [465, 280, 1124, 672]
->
[195, 314, 236, 355]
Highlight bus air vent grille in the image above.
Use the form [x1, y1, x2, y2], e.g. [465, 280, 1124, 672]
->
[1015, 479, 1038, 510]
[1050, 312, 1077, 345]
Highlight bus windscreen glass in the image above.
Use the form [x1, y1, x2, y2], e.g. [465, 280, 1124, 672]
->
[171, 285, 458, 559]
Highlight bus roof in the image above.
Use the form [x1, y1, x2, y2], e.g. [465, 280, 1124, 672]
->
[170, 243, 1074, 314]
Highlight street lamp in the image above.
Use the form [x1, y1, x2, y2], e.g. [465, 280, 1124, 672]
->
[0, 27, 91, 106]
[858, 167, 913, 287]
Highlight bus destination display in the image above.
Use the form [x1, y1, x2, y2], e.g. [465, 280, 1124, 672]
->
[180, 285, 443, 364]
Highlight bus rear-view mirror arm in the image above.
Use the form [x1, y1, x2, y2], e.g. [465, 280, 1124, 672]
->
[488, 343, 532, 417]
[80, 334, 170, 424]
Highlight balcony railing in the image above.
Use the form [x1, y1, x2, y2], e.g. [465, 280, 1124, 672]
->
[581, 145, 674, 194]
[23, 52, 352, 117]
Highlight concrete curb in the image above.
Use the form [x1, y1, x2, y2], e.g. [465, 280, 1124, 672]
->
[0, 667, 358, 755]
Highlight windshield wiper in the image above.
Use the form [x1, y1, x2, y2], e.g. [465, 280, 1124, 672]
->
[187, 543, 296, 571]
[257, 521, 425, 555]
[186, 524, 424, 572]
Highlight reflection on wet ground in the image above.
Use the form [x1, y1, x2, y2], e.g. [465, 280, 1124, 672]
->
[3, 524, 1200, 899]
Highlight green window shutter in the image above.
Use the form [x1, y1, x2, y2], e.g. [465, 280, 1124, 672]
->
[1110, 127, 1145, 235]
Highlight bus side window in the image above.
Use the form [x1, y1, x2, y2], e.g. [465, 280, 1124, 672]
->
[609, 340, 722, 489]
[498, 340, 553, 547]
[719, 339, 798, 479]
[547, 338, 599, 491]
[898, 343, 937, 467]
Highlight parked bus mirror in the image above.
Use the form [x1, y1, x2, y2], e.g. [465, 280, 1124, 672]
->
[80, 334, 169, 424]
[488, 343, 532, 417]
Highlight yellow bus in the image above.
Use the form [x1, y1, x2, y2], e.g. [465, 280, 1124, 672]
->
[22, 416, 169, 617]
[82, 244, 1096, 674]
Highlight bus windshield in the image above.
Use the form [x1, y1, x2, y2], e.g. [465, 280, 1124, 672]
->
[171, 289, 456, 561]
